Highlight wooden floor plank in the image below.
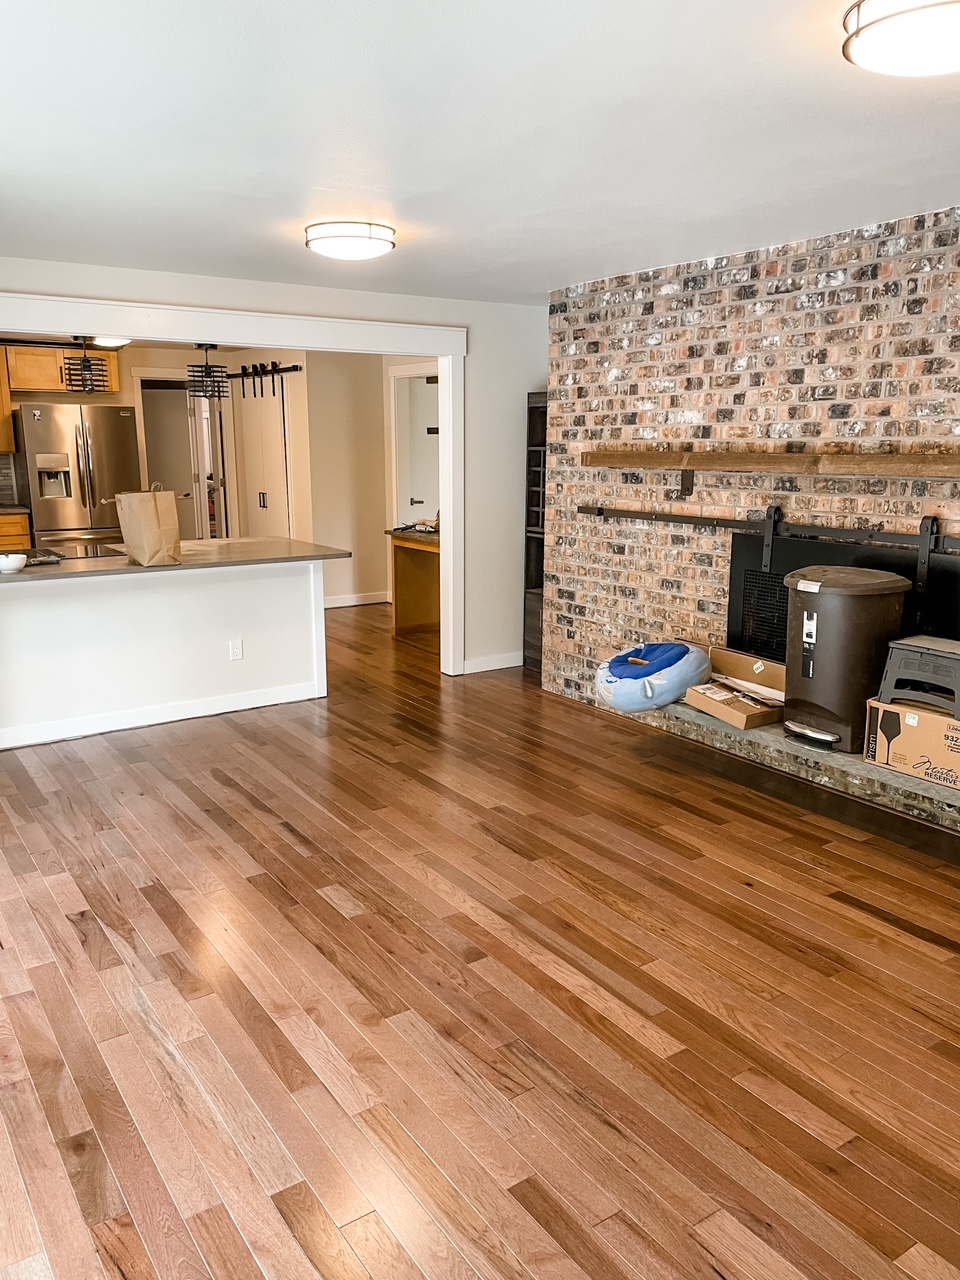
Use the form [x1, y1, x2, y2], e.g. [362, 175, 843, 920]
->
[0, 605, 957, 1280]
[340, 1211, 428, 1280]
[0, 1115, 42, 1272]
[0, 1076, 104, 1280]
[91, 1212, 161, 1280]
[271, 1180, 372, 1280]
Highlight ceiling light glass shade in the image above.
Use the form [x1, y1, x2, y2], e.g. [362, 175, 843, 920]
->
[843, 0, 960, 75]
[304, 221, 395, 260]
[92, 336, 131, 348]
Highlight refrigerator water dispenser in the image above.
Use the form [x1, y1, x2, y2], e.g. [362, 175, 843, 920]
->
[35, 453, 72, 499]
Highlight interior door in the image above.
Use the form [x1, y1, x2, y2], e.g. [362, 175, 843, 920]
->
[394, 376, 440, 520]
[233, 386, 290, 538]
[187, 395, 227, 538]
[140, 386, 198, 539]
[82, 406, 142, 529]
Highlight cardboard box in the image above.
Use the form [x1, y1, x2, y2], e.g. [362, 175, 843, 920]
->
[684, 647, 786, 731]
[865, 699, 960, 791]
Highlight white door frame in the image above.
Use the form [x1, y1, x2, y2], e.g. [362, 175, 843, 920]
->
[0, 291, 467, 676]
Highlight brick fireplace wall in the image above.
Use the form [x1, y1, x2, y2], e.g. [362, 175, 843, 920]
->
[544, 204, 960, 701]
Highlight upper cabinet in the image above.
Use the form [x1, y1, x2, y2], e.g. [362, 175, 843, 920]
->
[5, 347, 119, 395]
[6, 345, 65, 391]
[0, 352, 12, 452]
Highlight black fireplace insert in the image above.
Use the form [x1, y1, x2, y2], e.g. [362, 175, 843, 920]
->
[727, 532, 960, 663]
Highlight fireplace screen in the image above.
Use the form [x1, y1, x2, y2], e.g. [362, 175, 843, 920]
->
[727, 532, 960, 661]
[737, 568, 791, 663]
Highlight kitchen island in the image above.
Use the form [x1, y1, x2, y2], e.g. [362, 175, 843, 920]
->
[0, 537, 350, 749]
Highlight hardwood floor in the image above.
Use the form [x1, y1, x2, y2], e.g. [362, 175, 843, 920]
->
[2, 603, 960, 1279]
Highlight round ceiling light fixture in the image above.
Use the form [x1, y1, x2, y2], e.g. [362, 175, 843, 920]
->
[304, 221, 396, 261]
[92, 336, 131, 348]
[843, 0, 960, 75]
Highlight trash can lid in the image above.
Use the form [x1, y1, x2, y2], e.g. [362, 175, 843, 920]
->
[783, 565, 911, 596]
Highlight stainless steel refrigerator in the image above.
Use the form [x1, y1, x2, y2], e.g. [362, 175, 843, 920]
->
[15, 403, 141, 557]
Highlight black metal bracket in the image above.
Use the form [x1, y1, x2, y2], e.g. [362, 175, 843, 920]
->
[229, 360, 303, 398]
[761, 505, 783, 573]
[666, 469, 695, 501]
[914, 514, 939, 632]
[575, 503, 960, 556]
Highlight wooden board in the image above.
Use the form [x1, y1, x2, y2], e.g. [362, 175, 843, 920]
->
[581, 447, 960, 477]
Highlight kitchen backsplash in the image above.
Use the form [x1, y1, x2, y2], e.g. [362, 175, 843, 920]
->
[0, 453, 17, 506]
[544, 204, 960, 702]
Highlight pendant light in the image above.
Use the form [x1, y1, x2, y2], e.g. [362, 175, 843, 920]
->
[304, 221, 395, 260]
[843, 1, 960, 75]
[187, 345, 230, 400]
[63, 338, 109, 394]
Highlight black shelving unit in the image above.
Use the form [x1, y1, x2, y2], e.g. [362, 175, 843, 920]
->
[523, 392, 547, 671]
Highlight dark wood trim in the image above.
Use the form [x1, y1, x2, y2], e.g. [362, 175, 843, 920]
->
[655, 729, 960, 862]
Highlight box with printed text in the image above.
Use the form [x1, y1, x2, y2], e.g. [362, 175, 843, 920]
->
[864, 699, 960, 791]
[684, 647, 786, 731]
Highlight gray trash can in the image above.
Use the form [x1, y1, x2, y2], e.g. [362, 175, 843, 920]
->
[783, 565, 910, 752]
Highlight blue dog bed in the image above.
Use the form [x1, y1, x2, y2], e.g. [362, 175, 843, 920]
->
[596, 642, 710, 714]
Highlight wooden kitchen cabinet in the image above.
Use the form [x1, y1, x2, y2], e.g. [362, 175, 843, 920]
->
[5, 346, 120, 394]
[6, 346, 65, 392]
[0, 514, 31, 550]
[0, 352, 13, 452]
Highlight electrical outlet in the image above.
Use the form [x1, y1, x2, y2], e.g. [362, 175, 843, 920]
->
[229, 638, 244, 661]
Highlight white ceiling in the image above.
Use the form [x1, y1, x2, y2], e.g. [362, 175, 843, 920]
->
[2, 1, 959, 305]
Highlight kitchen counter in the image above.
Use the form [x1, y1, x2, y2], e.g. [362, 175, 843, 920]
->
[385, 527, 439, 549]
[0, 537, 351, 749]
[0, 506, 30, 515]
[0, 536, 350, 583]
[386, 529, 440, 635]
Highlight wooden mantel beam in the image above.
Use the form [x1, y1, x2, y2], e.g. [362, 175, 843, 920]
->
[580, 448, 960, 478]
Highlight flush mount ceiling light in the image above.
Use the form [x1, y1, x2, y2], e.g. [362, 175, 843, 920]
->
[92, 336, 131, 348]
[304, 221, 395, 261]
[843, 0, 960, 75]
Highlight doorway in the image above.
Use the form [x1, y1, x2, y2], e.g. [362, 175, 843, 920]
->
[0, 295, 467, 675]
[138, 378, 228, 539]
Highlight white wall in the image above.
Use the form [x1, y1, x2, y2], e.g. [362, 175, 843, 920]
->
[306, 352, 389, 607]
[0, 256, 547, 668]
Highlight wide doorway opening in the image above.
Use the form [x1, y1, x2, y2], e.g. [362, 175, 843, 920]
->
[0, 305, 466, 676]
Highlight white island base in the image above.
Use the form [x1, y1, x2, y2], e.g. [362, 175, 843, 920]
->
[0, 539, 349, 750]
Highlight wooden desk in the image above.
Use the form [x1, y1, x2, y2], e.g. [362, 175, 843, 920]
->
[387, 529, 440, 636]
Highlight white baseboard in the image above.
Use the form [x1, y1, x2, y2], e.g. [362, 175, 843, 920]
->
[325, 592, 391, 609]
[0, 681, 322, 751]
[462, 651, 524, 674]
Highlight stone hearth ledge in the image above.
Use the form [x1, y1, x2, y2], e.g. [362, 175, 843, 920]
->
[639, 702, 960, 834]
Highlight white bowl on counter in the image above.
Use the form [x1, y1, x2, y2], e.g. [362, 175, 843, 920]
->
[0, 554, 28, 574]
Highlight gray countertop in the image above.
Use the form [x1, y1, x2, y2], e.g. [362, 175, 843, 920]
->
[0, 537, 351, 584]
[385, 528, 440, 547]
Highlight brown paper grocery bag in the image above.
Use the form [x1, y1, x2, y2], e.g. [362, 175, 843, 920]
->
[115, 490, 182, 566]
